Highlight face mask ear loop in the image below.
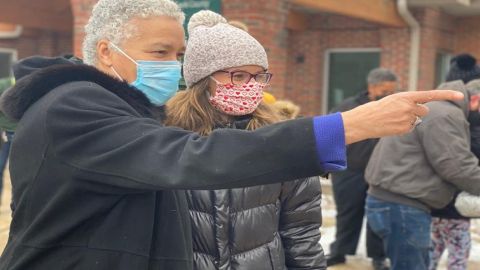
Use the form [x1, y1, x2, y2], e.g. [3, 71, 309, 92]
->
[209, 76, 222, 85]
[110, 42, 139, 66]
[110, 66, 123, 81]
[209, 76, 227, 99]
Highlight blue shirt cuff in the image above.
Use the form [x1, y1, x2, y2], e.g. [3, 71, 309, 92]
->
[313, 113, 347, 172]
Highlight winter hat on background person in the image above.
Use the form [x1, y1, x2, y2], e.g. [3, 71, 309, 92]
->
[183, 10, 268, 87]
[446, 53, 480, 83]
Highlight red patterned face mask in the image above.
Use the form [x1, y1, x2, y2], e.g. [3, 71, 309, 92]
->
[208, 78, 265, 116]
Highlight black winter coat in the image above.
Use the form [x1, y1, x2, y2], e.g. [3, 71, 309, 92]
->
[0, 57, 325, 270]
[187, 120, 325, 270]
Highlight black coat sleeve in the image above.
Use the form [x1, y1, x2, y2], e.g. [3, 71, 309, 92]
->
[470, 124, 480, 160]
[45, 83, 325, 192]
[279, 177, 326, 270]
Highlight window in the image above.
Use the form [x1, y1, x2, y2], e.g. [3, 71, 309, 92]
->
[0, 49, 16, 79]
[435, 52, 452, 87]
[324, 49, 380, 112]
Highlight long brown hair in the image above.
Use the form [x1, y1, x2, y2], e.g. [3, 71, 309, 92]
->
[165, 77, 280, 135]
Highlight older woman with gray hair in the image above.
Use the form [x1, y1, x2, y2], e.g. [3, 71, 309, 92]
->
[0, 0, 463, 269]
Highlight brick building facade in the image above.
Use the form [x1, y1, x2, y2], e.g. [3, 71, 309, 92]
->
[1, 0, 480, 115]
[0, 28, 71, 60]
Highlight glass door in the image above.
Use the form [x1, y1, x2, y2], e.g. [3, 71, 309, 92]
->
[325, 50, 380, 112]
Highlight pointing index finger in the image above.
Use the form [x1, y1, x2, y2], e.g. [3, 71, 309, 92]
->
[399, 90, 464, 104]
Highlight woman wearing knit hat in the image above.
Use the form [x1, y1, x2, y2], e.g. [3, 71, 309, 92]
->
[166, 10, 326, 270]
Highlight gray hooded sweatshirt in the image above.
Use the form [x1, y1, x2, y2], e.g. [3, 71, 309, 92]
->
[365, 80, 480, 211]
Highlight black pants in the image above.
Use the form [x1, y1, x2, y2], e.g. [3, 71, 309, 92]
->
[329, 169, 385, 259]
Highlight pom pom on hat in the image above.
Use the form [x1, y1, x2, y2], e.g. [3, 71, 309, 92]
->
[188, 10, 227, 34]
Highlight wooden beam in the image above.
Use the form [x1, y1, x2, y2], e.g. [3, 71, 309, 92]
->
[290, 0, 407, 27]
[0, 0, 72, 32]
[287, 11, 309, 31]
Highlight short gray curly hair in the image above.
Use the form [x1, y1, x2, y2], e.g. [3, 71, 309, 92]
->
[367, 68, 398, 85]
[82, 0, 185, 65]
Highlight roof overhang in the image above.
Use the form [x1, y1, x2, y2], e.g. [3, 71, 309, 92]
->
[408, 0, 480, 16]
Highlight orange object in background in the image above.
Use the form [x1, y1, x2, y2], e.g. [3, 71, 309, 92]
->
[0, 23, 17, 32]
[263, 91, 277, 105]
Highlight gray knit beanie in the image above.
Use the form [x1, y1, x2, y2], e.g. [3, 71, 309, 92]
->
[183, 10, 268, 87]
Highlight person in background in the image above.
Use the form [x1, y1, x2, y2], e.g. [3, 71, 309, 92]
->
[166, 11, 325, 269]
[0, 77, 16, 206]
[365, 76, 480, 270]
[429, 53, 480, 270]
[327, 68, 397, 270]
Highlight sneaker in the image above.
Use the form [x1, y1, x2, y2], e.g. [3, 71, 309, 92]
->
[326, 254, 346, 266]
[372, 258, 390, 270]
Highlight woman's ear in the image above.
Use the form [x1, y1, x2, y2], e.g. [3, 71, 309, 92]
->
[96, 39, 114, 68]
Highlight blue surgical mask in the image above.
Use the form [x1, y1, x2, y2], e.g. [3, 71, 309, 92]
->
[110, 43, 182, 106]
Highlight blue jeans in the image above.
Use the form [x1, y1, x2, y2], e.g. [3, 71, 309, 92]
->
[366, 195, 431, 270]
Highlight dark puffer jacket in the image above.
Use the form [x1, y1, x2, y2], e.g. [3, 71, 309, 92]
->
[187, 119, 326, 270]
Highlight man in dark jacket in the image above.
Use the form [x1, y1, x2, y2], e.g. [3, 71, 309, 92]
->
[0, 0, 463, 269]
[365, 79, 480, 270]
[327, 68, 397, 270]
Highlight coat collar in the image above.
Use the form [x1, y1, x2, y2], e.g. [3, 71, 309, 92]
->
[1, 64, 158, 121]
[215, 115, 252, 130]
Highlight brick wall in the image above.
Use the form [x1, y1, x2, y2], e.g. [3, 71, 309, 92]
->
[455, 16, 480, 60]
[286, 28, 324, 115]
[415, 8, 455, 90]
[0, 27, 72, 59]
[379, 28, 410, 91]
[70, 0, 98, 58]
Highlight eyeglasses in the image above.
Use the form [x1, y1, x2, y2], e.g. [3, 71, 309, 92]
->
[217, 70, 273, 86]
